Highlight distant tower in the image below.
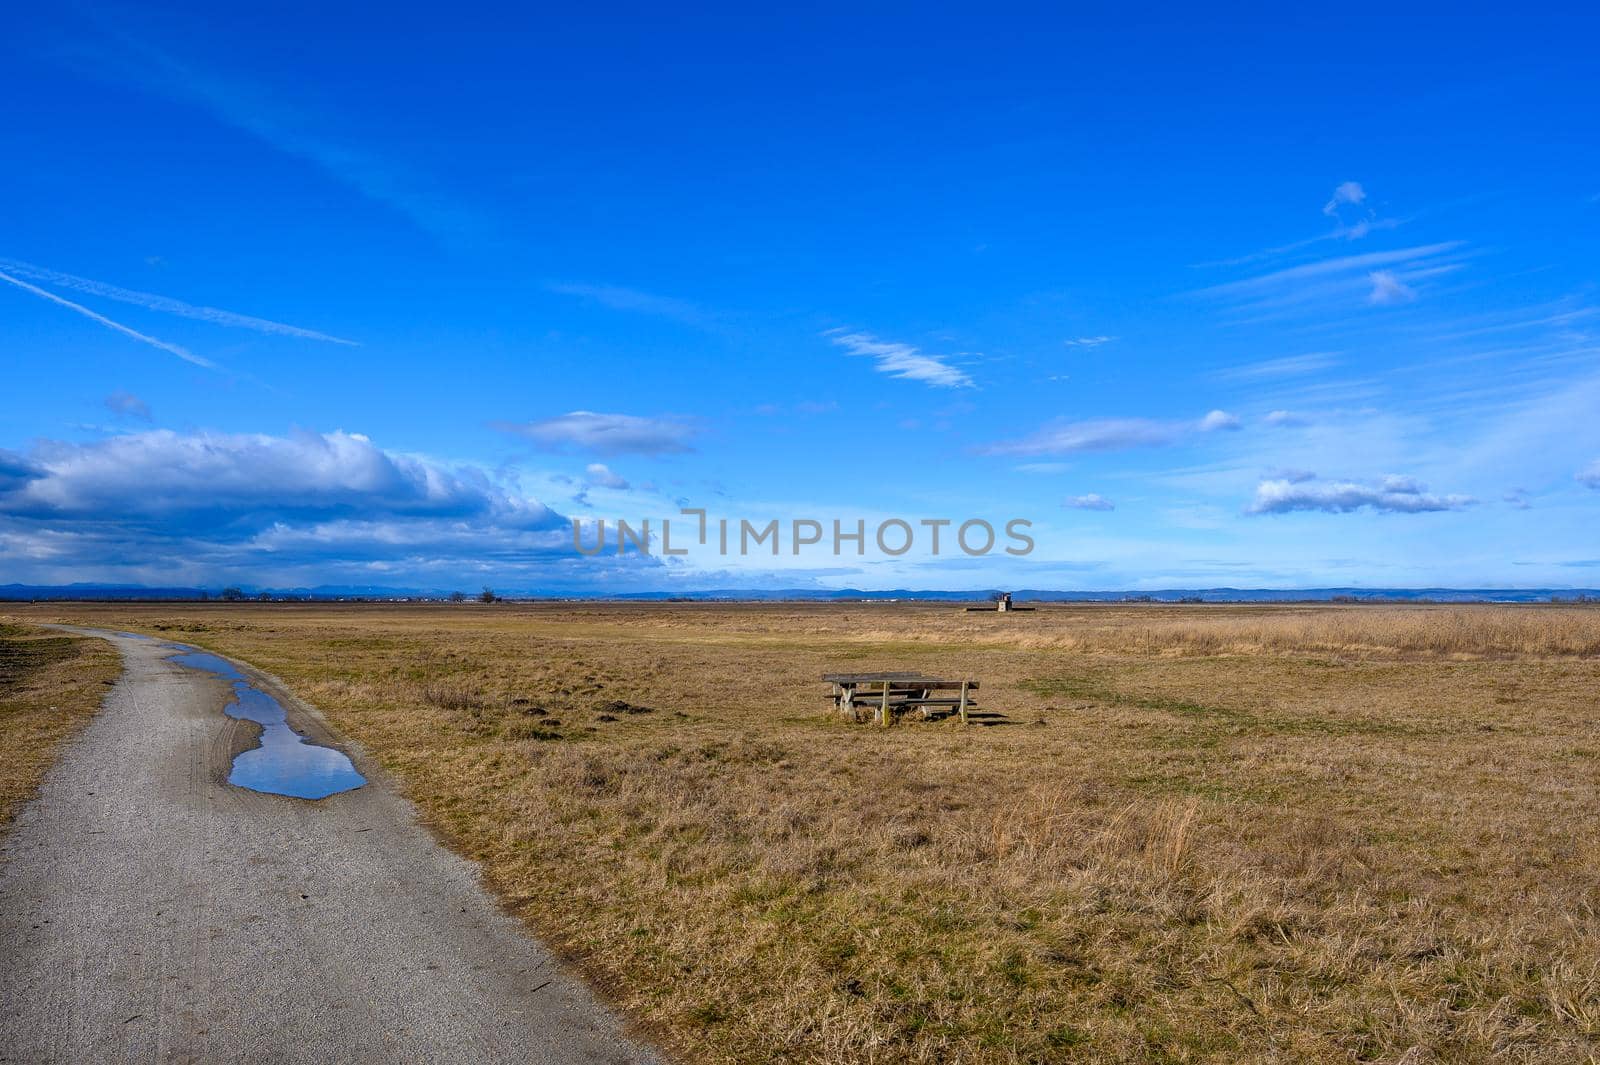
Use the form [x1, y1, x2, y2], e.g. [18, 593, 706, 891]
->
[997, 592, 1013, 613]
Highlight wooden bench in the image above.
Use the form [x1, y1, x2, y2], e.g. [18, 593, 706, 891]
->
[823, 672, 980, 726]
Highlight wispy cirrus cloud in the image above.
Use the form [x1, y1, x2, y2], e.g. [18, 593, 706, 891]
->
[547, 282, 708, 326]
[494, 411, 699, 456]
[1248, 474, 1475, 515]
[1194, 241, 1467, 315]
[1198, 182, 1400, 267]
[826, 331, 974, 388]
[1063, 335, 1115, 348]
[0, 259, 356, 345]
[1264, 410, 1310, 427]
[1197, 242, 1465, 297]
[74, 22, 481, 242]
[1577, 460, 1600, 488]
[1214, 352, 1339, 381]
[981, 410, 1239, 456]
[0, 270, 216, 369]
[982, 418, 1179, 456]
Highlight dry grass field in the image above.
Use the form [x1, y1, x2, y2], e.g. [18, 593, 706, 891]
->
[0, 623, 121, 827]
[6, 601, 1599, 1064]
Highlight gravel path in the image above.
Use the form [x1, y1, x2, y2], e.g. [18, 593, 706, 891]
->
[0, 628, 660, 1065]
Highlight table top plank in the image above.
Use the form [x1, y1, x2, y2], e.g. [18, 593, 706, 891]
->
[823, 673, 978, 688]
[823, 672, 929, 683]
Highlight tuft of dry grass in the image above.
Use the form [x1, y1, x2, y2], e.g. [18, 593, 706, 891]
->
[421, 680, 491, 712]
[0, 621, 121, 827]
[13, 601, 1600, 1063]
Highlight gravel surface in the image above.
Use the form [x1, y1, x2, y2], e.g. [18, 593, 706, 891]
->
[0, 628, 661, 1065]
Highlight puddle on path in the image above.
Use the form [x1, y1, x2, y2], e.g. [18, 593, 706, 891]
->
[167, 648, 366, 800]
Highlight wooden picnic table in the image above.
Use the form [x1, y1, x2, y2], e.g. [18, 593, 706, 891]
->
[823, 672, 980, 726]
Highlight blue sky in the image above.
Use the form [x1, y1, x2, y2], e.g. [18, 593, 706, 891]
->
[3, 6, 1598, 592]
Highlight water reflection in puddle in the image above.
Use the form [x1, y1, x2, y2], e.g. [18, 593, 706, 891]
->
[167, 647, 366, 800]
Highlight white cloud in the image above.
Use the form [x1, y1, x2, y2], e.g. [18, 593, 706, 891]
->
[1577, 460, 1600, 488]
[1264, 410, 1309, 427]
[1064, 493, 1115, 511]
[1367, 270, 1416, 305]
[1323, 181, 1366, 216]
[0, 450, 39, 493]
[1063, 336, 1115, 348]
[0, 429, 649, 591]
[827, 331, 974, 389]
[0, 259, 356, 345]
[1198, 409, 1242, 432]
[104, 391, 152, 420]
[1248, 473, 1475, 515]
[0, 270, 216, 369]
[982, 417, 1180, 456]
[0, 429, 520, 522]
[1320, 182, 1392, 241]
[584, 463, 629, 489]
[494, 411, 699, 455]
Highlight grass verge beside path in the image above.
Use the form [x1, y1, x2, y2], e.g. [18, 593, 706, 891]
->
[0, 622, 122, 828]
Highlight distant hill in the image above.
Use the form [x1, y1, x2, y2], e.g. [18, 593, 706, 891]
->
[0, 582, 440, 601]
[0, 583, 212, 601]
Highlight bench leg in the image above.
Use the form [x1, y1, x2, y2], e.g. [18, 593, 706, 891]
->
[958, 680, 970, 725]
[879, 682, 891, 728]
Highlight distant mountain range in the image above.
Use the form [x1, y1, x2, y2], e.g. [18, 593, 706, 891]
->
[2, 583, 1597, 603]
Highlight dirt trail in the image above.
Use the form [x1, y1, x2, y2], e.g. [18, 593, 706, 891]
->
[0, 629, 660, 1065]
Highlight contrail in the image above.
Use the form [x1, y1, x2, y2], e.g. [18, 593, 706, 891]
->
[0, 258, 358, 346]
[0, 270, 217, 369]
